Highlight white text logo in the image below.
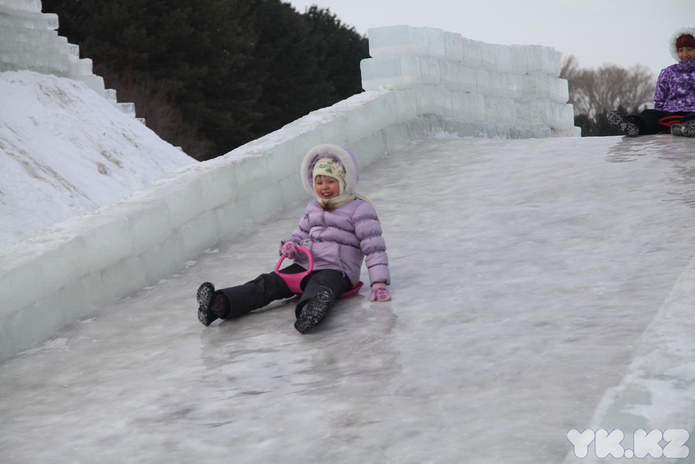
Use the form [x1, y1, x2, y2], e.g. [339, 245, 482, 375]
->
[567, 429, 689, 459]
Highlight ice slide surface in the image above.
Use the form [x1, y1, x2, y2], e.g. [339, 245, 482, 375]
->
[2, 134, 695, 464]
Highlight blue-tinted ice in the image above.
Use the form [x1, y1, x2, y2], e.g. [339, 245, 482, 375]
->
[2, 135, 695, 463]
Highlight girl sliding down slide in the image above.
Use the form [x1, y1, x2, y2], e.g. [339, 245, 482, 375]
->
[196, 144, 391, 334]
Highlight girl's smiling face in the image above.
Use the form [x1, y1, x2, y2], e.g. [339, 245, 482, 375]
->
[315, 175, 341, 199]
[678, 46, 695, 62]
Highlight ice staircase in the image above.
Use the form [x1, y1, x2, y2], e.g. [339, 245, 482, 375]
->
[0, 0, 137, 118]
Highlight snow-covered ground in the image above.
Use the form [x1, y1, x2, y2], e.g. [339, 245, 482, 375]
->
[0, 71, 196, 250]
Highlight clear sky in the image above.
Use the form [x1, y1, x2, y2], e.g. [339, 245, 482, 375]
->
[286, 0, 694, 77]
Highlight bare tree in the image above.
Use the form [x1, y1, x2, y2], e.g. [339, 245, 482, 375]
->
[561, 55, 656, 135]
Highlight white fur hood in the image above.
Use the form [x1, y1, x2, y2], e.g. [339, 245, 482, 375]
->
[300, 144, 360, 196]
[669, 27, 695, 61]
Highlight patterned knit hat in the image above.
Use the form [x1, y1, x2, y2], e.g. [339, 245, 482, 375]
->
[301, 144, 359, 197]
[313, 157, 346, 195]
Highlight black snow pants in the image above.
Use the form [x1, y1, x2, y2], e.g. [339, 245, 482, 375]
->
[628, 109, 695, 135]
[216, 264, 352, 320]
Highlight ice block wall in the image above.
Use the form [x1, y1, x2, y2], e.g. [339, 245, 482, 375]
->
[0, 91, 411, 362]
[361, 26, 578, 138]
[0, 17, 579, 361]
[0, 0, 137, 117]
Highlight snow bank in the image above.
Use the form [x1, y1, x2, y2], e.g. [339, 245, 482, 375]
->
[0, 71, 196, 249]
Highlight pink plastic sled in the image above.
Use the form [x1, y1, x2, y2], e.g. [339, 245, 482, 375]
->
[274, 246, 363, 297]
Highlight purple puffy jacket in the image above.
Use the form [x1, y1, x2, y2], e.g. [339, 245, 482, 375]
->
[655, 28, 695, 112]
[281, 143, 390, 288]
[654, 60, 695, 112]
[285, 199, 390, 287]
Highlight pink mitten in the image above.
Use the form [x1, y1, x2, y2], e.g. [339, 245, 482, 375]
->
[280, 241, 298, 259]
[370, 283, 391, 301]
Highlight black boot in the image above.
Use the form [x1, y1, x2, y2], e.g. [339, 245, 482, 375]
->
[607, 111, 639, 137]
[294, 289, 333, 334]
[197, 282, 230, 326]
[680, 120, 695, 137]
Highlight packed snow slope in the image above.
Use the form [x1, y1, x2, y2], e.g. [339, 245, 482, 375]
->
[0, 71, 197, 250]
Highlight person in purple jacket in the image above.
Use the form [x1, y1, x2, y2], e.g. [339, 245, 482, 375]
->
[196, 143, 392, 334]
[608, 27, 695, 137]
